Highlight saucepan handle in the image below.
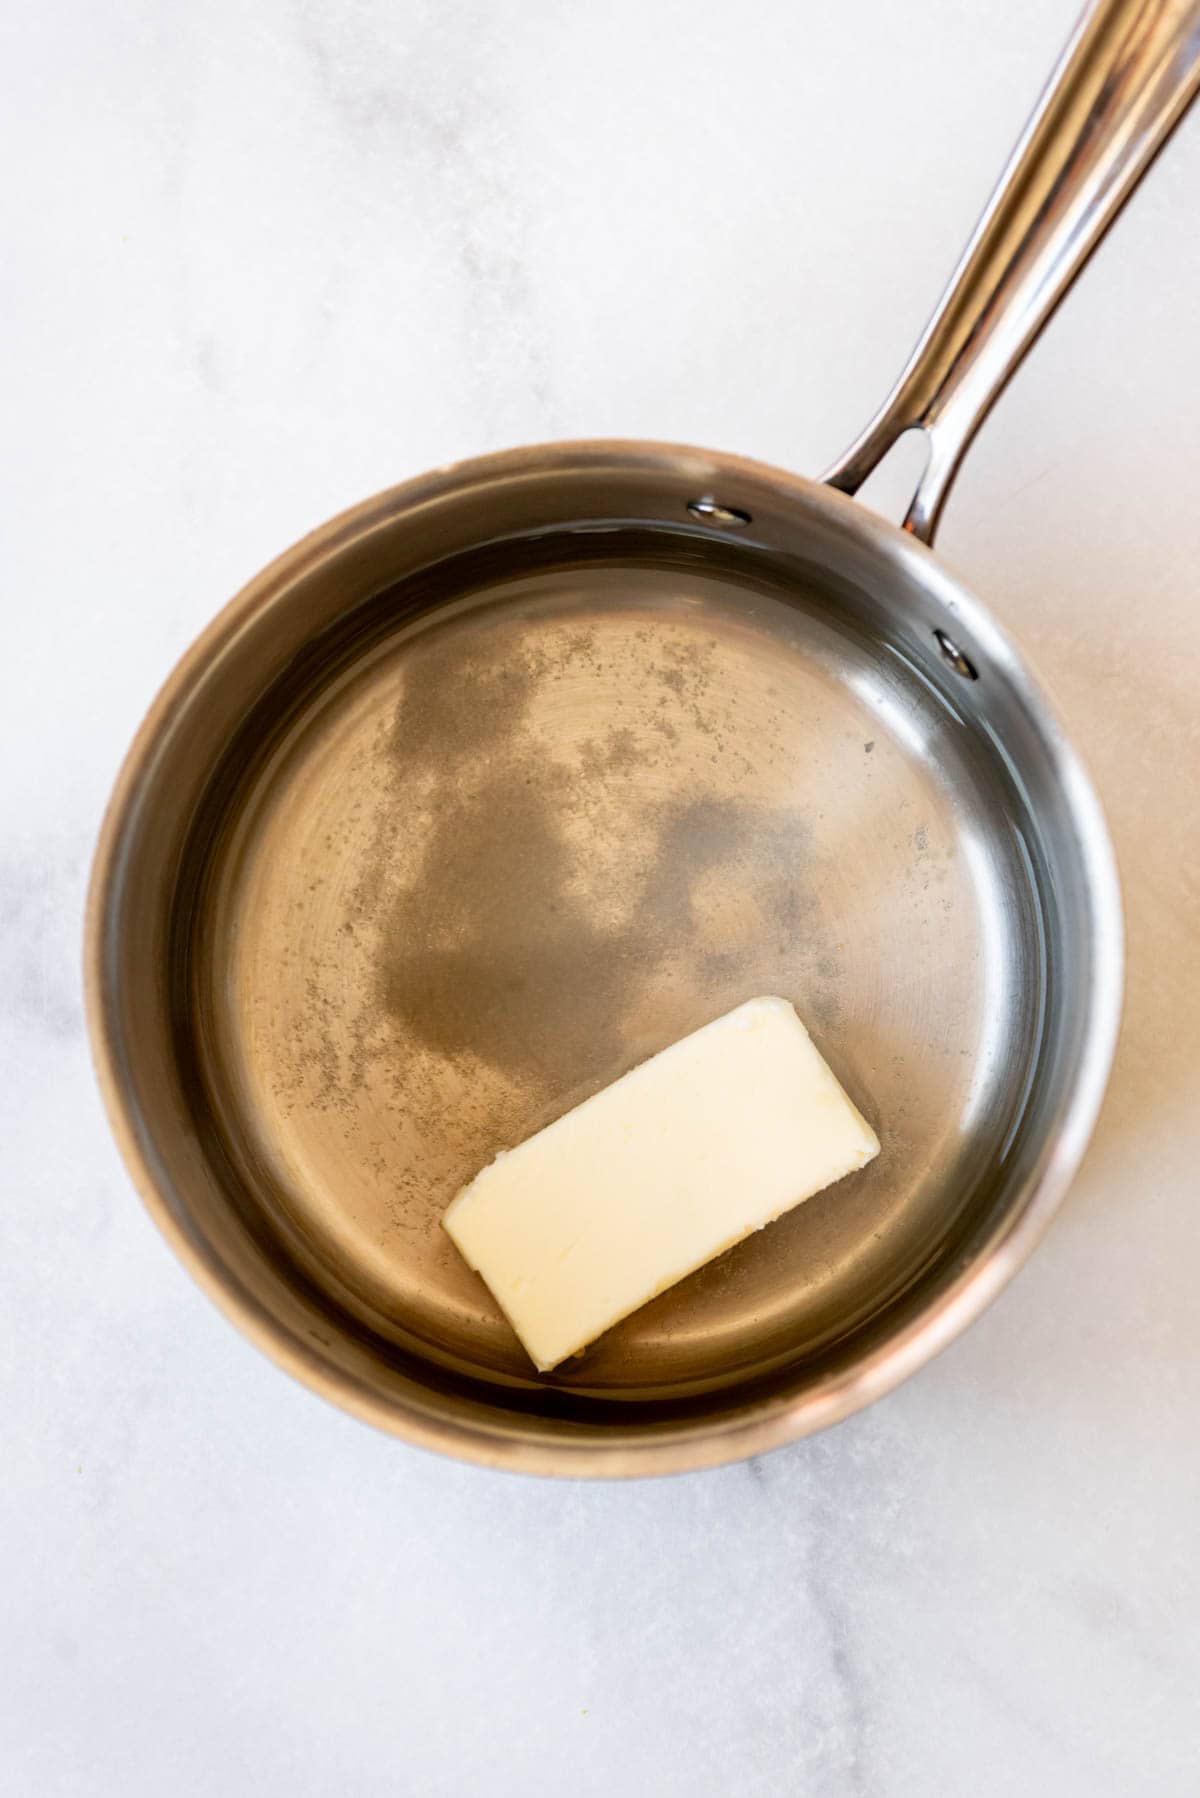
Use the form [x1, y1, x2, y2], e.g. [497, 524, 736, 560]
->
[823, 0, 1200, 544]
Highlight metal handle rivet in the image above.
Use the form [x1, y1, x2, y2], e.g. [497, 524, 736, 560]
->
[934, 629, 978, 680]
[687, 497, 752, 528]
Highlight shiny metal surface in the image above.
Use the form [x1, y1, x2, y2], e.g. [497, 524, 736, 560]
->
[685, 496, 753, 528]
[826, 0, 1200, 540]
[86, 447, 1121, 1472]
[205, 535, 1033, 1386]
[88, 0, 1196, 1475]
[934, 630, 979, 682]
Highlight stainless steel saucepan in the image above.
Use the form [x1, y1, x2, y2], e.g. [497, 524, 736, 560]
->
[87, 0, 1200, 1474]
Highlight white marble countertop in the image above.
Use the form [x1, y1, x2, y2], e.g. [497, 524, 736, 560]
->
[4, 1, 1200, 1791]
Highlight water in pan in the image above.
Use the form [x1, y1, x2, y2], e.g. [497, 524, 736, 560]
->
[193, 548, 1043, 1396]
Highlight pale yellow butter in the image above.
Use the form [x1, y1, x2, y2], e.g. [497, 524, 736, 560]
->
[443, 996, 879, 1372]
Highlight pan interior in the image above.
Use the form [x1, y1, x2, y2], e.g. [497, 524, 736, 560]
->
[187, 530, 1044, 1401]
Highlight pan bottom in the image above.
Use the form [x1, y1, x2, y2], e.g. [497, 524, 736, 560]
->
[189, 540, 1044, 1399]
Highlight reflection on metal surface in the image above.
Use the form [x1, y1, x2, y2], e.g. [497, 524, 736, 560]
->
[686, 496, 753, 527]
[826, 0, 1200, 540]
[846, 666, 934, 763]
[934, 630, 979, 681]
[955, 825, 1024, 1140]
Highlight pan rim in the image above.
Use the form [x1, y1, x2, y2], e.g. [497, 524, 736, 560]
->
[84, 438, 1125, 1476]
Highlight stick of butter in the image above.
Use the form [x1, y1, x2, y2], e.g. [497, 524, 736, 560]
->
[443, 996, 880, 1372]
